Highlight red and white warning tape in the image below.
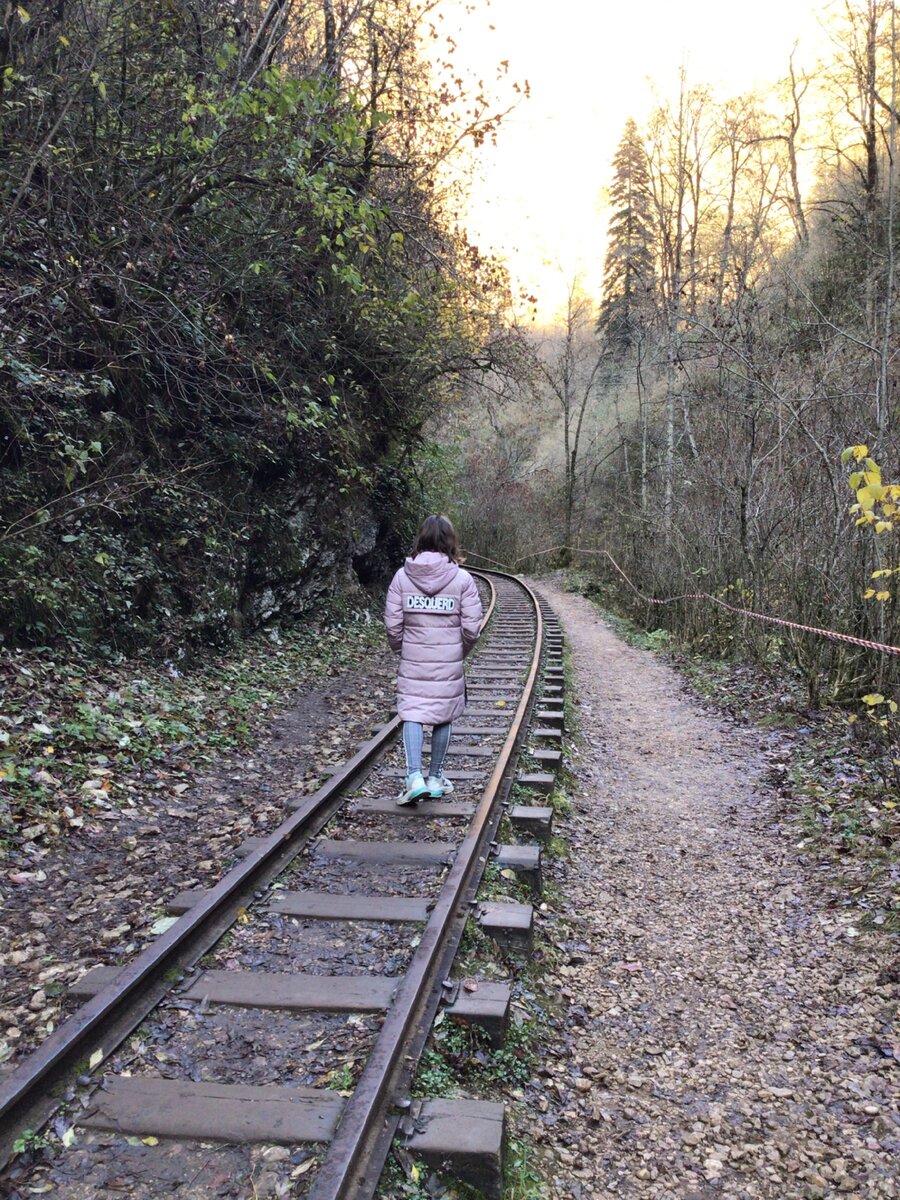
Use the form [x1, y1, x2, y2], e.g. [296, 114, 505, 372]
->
[464, 545, 900, 658]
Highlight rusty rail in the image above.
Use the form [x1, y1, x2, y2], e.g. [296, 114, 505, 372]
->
[0, 575, 498, 1162]
[309, 569, 544, 1200]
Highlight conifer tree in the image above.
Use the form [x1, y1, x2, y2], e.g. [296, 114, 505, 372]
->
[597, 118, 657, 351]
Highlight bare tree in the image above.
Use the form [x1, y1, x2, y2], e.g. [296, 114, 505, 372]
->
[532, 283, 608, 554]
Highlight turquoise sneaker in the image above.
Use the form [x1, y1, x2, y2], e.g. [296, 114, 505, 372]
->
[397, 771, 429, 806]
[426, 773, 454, 798]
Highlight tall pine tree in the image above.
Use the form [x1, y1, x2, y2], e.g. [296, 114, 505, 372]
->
[598, 118, 657, 351]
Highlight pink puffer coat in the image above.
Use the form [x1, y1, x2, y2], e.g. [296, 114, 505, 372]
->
[384, 551, 483, 725]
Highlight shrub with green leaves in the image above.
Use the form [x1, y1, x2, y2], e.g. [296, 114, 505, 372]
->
[0, 0, 514, 650]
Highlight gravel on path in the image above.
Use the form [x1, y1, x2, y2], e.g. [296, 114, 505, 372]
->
[531, 581, 898, 1200]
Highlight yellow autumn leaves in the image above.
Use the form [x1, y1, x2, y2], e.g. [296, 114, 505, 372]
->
[856, 692, 900, 731]
[842, 447, 900, 732]
[842, 444, 900, 532]
[843, 445, 900, 601]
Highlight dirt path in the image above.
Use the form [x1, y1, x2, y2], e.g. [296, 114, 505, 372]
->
[531, 582, 897, 1200]
[0, 650, 395, 1078]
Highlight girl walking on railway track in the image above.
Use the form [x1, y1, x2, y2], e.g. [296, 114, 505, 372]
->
[384, 515, 483, 806]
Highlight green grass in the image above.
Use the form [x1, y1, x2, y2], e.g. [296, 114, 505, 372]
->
[12, 1129, 50, 1155]
[588, 604, 673, 653]
[547, 786, 571, 817]
[412, 1043, 460, 1099]
[324, 1062, 355, 1092]
[505, 1138, 548, 1200]
[478, 860, 534, 907]
[375, 1154, 433, 1199]
[414, 1015, 539, 1098]
[543, 834, 567, 860]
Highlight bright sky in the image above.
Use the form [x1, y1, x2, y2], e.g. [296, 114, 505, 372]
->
[438, 0, 832, 322]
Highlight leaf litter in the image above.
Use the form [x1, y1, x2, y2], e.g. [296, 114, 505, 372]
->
[521, 582, 898, 1200]
[0, 620, 395, 1075]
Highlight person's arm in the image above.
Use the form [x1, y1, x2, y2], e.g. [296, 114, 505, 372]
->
[384, 571, 404, 653]
[459, 573, 484, 657]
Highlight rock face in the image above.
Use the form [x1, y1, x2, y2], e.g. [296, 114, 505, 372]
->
[0, 0, 488, 657]
[239, 491, 388, 630]
[1, 449, 408, 652]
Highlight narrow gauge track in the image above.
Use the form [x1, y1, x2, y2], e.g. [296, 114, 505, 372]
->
[0, 571, 565, 1200]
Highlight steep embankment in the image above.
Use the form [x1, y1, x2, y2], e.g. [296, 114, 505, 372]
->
[0, 2, 500, 651]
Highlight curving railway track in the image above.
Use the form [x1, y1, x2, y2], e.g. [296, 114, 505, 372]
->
[0, 570, 566, 1199]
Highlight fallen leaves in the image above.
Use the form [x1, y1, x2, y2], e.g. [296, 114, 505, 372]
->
[149, 916, 179, 936]
[511, 582, 900, 1200]
[0, 624, 399, 1079]
[7, 870, 46, 885]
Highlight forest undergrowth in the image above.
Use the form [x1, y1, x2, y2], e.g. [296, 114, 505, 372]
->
[560, 571, 900, 937]
[0, 603, 384, 863]
[0, 0, 516, 653]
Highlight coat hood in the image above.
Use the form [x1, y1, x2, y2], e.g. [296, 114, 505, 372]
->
[404, 551, 459, 596]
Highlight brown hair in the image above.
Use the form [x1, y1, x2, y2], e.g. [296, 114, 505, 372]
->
[411, 514, 462, 562]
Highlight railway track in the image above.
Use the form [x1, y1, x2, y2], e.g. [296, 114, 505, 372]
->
[0, 570, 566, 1199]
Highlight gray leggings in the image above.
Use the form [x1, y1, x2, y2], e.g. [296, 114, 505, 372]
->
[403, 721, 452, 776]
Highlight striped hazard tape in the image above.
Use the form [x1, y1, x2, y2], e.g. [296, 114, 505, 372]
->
[464, 545, 900, 658]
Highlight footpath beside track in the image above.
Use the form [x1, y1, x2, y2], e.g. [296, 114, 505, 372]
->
[1, 571, 567, 1200]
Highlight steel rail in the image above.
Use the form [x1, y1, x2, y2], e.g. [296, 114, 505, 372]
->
[0, 574, 498, 1162]
[309, 569, 544, 1200]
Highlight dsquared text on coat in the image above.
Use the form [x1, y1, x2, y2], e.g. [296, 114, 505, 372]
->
[404, 594, 458, 613]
